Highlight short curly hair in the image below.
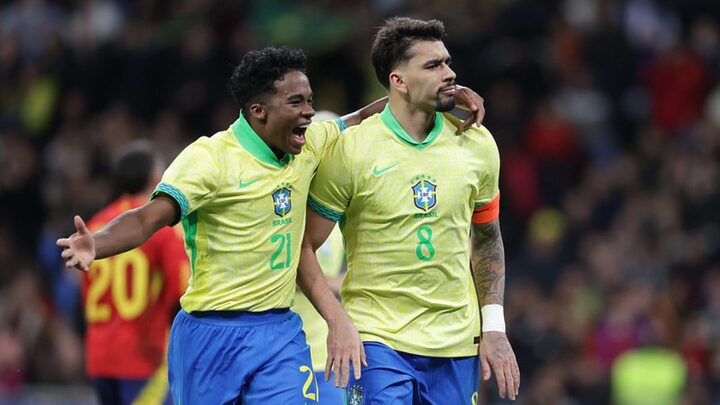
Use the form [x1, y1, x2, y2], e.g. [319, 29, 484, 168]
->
[228, 47, 307, 115]
[371, 18, 446, 89]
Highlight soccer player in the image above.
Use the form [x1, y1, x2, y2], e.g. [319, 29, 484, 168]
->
[58, 47, 486, 404]
[83, 141, 188, 405]
[300, 18, 520, 404]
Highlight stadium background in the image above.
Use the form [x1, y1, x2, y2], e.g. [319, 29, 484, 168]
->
[1, 0, 719, 404]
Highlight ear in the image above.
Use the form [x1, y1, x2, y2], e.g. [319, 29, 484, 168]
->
[248, 102, 267, 122]
[389, 71, 408, 95]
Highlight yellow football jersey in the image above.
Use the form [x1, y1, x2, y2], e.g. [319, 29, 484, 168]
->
[152, 114, 341, 312]
[309, 105, 500, 357]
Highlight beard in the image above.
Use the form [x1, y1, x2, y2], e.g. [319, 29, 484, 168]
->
[436, 96, 456, 112]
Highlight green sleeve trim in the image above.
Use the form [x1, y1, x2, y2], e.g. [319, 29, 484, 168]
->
[308, 196, 343, 222]
[335, 118, 347, 132]
[152, 182, 190, 219]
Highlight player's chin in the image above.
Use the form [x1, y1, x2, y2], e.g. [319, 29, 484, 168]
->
[285, 135, 306, 155]
[436, 97, 456, 112]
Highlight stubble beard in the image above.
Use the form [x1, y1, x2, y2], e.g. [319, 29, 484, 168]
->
[436, 97, 456, 112]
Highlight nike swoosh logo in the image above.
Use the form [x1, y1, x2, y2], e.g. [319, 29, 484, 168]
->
[373, 163, 398, 177]
[239, 178, 260, 188]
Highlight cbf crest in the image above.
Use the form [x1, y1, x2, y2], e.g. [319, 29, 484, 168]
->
[347, 384, 363, 405]
[272, 186, 292, 217]
[411, 176, 437, 212]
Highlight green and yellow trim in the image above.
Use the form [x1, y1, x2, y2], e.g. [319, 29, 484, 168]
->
[231, 112, 292, 167]
[308, 196, 343, 222]
[380, 104, 443, 150]
[152, 183, 190, 220]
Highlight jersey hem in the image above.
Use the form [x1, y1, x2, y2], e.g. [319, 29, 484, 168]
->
[359, 333, 479, 358]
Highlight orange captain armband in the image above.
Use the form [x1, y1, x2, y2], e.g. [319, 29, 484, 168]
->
[472, 194, 500, 224]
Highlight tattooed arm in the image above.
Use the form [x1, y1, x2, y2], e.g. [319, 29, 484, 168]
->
[471, 219, 520, 400]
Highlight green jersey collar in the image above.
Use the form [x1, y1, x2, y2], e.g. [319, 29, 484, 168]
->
[380, 104, 443, 149]
[230, 112, 292, 167]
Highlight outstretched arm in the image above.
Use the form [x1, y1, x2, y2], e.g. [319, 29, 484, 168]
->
[298, 209, 365, 388]
[471, 219, 520, 400]
[340, 85, 484, 130]
[56, 195, 179, 271]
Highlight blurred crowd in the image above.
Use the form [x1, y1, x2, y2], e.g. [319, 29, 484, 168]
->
[0, 0, 719, 404]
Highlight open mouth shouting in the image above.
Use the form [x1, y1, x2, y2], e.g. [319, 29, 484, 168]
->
[289, 124, 309, 151]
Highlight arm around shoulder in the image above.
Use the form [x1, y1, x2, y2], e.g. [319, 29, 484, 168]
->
[340, 97, 388, 128]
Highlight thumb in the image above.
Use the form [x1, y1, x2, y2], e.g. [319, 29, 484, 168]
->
[481, 356, 492, 381]
[74, 215, 89, 234]
[457, 116, 472, 134]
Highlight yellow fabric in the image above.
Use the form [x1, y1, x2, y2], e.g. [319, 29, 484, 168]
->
[309, 111, 500, 357]
[131, 359, 169, 405]
[291, 225, 344, 370]
[152, 119, 340, 312]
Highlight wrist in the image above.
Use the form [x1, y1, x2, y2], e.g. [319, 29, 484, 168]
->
[325, 305, 349, 328]
[481, 304, 506, 333]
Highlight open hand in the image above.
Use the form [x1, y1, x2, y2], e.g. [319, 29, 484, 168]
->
[56, 215, 96, 272]
[325, 313, 367, 388]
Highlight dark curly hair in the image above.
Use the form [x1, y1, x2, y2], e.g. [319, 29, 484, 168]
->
[371, 18, 446, 89]
[228, 47, 307, 116]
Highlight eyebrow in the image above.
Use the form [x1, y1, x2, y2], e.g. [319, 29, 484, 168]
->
[287, 93, 313, 101]
[423, 56, 451, 67]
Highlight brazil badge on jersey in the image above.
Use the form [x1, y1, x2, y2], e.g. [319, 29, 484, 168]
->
[411, 179, 437, 212]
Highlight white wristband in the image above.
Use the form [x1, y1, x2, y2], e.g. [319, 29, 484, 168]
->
[481, 304, 506, 333]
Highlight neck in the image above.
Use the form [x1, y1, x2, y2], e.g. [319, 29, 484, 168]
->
[247, 116, 285, 159]
[387, 93, 436, 142]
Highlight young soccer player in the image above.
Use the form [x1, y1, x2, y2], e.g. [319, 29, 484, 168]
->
[83, 141, 187, 405]
[58, 47, 486, 403]
[300, 18, 520, 404]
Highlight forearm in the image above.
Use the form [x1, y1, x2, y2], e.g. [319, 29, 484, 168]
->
[297, 246, 349, 327]
[340, 97, 388, 127]
[94, 197, 177, 259]
[470, 220, 506, 306]
[93, 208, 157, 259]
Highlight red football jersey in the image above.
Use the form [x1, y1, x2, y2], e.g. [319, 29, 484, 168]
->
[82, 196, 189, 378]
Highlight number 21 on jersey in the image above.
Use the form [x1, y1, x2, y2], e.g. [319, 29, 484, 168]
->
[270, 232, 292, 270]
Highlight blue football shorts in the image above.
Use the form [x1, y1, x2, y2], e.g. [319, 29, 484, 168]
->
[345, 342, 480, 405]
[315, 369, 345, 405]
[167, 309, 318, 404]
